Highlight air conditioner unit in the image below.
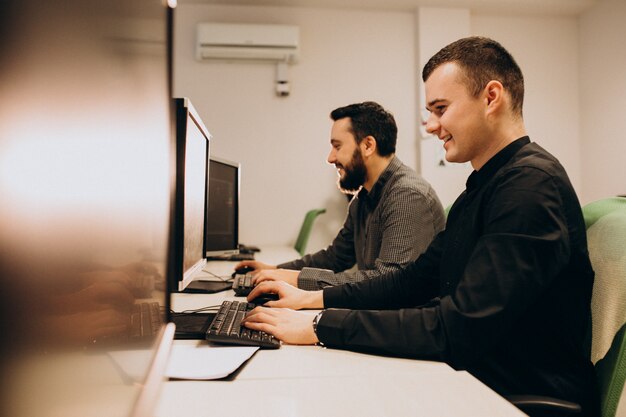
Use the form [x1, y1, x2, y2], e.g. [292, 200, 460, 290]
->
[196, 23, 299, 63]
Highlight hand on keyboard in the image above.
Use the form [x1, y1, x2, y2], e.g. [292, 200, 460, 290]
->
[246, 281, 323, 310]
[233, 260, 276, 274]
[242, 305, 319, 346]
[231, 273, 255, 296]
[230, 262, 289, 296]
[248, 292, 279, 306]
[252, 269, 299, 287]
[206, 301, 280, 349]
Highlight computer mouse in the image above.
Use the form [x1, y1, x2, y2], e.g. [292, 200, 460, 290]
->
[249, 293, 279, 305]
[232, 265, 254, 278]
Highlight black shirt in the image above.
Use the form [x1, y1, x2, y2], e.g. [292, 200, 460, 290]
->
[319, 137, 598, 415]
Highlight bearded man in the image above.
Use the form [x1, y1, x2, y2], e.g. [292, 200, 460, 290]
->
[236, 101, 444, 290]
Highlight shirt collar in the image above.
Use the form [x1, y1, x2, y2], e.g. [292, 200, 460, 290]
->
[466, 136, 530, 191]
[357, 155, 401, 207]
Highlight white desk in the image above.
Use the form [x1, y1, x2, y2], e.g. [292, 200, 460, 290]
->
[158, 246, 527, 417]
[156, 371, 527, 417]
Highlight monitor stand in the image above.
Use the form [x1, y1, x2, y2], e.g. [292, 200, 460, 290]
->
[183, 280, 232, 293]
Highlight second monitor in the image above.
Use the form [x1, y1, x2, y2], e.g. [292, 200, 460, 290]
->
[205, 157, 240, 258]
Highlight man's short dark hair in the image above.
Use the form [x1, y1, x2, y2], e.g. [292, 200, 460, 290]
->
[422, 36, 524, 117]
[330, 101, 397, 156]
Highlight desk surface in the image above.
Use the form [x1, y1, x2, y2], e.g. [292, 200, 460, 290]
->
[159, 246, 527, 417]
[156, 371, 527, 417]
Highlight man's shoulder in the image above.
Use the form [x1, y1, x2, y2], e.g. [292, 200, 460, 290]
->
[503, 142, 566, 179]
[493, 141, 576, 197]
[387, 161, 436, 195]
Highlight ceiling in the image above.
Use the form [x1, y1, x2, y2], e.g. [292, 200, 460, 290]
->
[177, 0, 600, 16]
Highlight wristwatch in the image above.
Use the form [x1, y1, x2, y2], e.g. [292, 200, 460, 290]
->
[312, 310, 325, 346]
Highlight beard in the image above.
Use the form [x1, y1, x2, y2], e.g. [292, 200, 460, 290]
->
[336, 148, 367, 194]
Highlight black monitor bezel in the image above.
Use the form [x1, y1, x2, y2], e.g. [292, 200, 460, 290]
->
[205, 156, 241, 257]
[169, 97, 212, 292]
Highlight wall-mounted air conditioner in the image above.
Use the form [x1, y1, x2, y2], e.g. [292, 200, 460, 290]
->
[196, 23, 300, 63]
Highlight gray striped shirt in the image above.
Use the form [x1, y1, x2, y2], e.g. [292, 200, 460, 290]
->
[278, 156, 445, 290]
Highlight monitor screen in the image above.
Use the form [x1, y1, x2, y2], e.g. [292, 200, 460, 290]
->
[0, 1, 174, 417]
[171, 97, 212, 291]
[205, 157, 240, 256]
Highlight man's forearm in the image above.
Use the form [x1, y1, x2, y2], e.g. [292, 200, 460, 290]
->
[301, 290, 324, 309]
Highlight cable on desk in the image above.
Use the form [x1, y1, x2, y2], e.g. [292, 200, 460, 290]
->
[170, 305, 221, 316]
[200, 269, 234, 282]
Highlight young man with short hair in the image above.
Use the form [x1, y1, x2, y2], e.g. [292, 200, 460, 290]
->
[243, 37, 599, 417]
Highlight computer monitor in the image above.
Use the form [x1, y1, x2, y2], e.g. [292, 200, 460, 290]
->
[170, 97, 212, 292]
[0, 1, 174, 416]
[205, 157, 241, 257]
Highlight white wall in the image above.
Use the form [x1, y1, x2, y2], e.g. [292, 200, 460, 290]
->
[580, 0, 626, 204]
[173, 2, 618, 251]
[417, 8, 473, 208]
[415, 10, 582, 208]
[174, 4, 417, 250]
[471, 14, 582, 197]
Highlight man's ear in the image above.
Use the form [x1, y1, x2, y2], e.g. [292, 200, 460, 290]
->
[360, 135, 377, 157]
[484, 80, 505, 115]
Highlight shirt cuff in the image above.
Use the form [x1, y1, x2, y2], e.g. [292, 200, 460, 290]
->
[314, 308, 352, 348]
[297, 267, 335, 291]
[322, 284, 345, 307]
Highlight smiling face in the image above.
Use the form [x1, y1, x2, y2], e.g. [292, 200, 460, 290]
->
[424, 62, 492, 170]
[327, 117, 367, 193]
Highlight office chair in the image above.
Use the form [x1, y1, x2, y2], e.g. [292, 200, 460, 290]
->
[294, 208, 326, 256]
[586, 198, 626, 417]
[583, 197, 626, 229]
[507, 197, 626, 417]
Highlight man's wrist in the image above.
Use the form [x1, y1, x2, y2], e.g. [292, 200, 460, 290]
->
[282, 270, 300, 287]
[302, 290, 324, 309]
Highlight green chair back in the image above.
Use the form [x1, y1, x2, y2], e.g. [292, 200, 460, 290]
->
[582, 197, 626, 417]
[294, 208, 326, 256]
[583, 197, 626, 229]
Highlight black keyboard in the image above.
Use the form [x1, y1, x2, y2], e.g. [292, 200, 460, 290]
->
[90, 301, 162, 347]
[130, 301, 162, 340]
[206, 301, 280, 349]
[232, 273, 254, 296]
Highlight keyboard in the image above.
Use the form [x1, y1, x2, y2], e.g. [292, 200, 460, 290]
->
[206, 301, 280, 349]
[129, 301, 162, 340]
[90, 301, 162, 347]
[232, 273, 254, 296]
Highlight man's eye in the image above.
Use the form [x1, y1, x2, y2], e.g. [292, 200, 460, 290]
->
[436, 106, 446, 115]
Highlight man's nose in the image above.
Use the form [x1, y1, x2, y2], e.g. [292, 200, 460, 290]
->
[424, 114, 440, 136]
[327, 149, 336, 164]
